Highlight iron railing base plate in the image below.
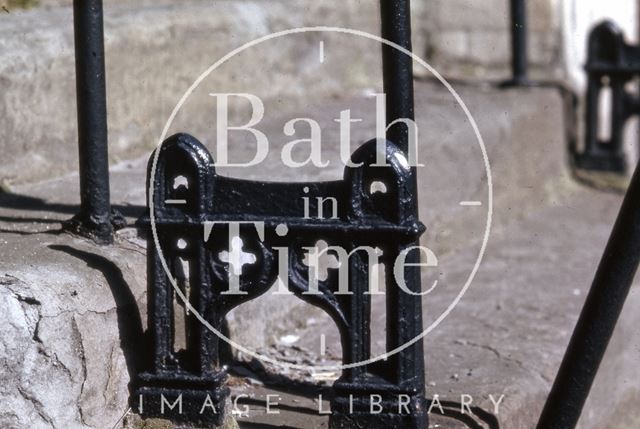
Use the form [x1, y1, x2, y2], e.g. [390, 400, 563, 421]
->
[133, 371, 230, 426]
[62, 209, 126, 244]
[330, 390, 427, 429]
[574, 152, 627, 174]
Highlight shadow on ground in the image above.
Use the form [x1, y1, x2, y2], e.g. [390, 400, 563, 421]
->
[231, 359, 500, 429]
[0, 191, 145, 223]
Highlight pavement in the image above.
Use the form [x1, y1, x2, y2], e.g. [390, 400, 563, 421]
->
[1, 81, 639, 428]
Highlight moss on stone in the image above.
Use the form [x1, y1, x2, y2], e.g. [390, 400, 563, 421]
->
[6, 0, 40, 9]
[124, 413, 239, 429]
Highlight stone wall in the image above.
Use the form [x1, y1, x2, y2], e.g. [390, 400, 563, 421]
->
[412, 0, 637, 89]
[411, 0, 562, 81]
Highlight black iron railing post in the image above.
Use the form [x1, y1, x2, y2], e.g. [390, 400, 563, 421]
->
[380, 0, 415, 156]
[536, 161, 640, 428]
[510, 0, 528, 84]
[502, 0, 530, 86]
[69, 0, 114, 244]
[379, 2, 427, 428]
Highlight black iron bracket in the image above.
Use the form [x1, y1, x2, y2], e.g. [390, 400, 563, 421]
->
[133, 134, 427, 428]
[132, 1, 427, 426]
[66, 0, 122, 244]
[575, 20, 640, 174]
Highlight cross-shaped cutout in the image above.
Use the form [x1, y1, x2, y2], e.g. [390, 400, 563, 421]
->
[303, 240, 341, 281]
[218, 236, 257, 276]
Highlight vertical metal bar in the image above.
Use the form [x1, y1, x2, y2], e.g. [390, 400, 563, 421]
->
[582, 72, 601, 165]
[536, 161, 640, 429]
[380, 0, 415, 152]
[379, 5, 428, 428]
[508, 0, 529, 85]
[380, 0, 418, 204]
[72, 0, 113, 243]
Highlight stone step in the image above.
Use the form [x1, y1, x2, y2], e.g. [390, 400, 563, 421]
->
[0, 0, 382, 184]
[277, 186, 639, 429]
[0, 81, 592, 429]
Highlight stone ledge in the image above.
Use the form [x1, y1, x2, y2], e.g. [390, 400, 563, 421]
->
[0, 82, 592, 428]
[0, 0, 382, 184]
